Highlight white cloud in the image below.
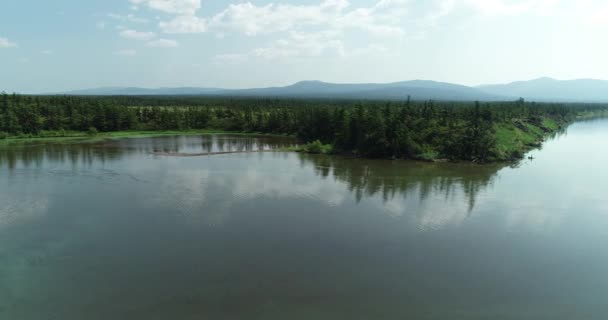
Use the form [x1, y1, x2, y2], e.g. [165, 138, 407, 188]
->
[213, 31, 346, 62]
[114, 49, 137, 56]
[333, 4, 408, 37]
[207, 0, 408, 37]
[581, 2, 608, 26]
[350, 43, 390, 57]
[112, 0, 570, 63]
[42, 50, 53, 55]
[254, 31, 346, 59]
[216, 30, 393, 63]
[205, 0, 416, 61]
[159, 15, 206, 33]
[108, 13, 149, 23]
[130, 0, 201, 15]
[204, 0, 419, 62]
[97, 21, 106, 30]
[0, 37, 17, 48]
[120, 0, 409, 37]
[426, 0, 457, 26]
[463, 0, 559, 15]
[147, 38, 179, 47]
[128, 0, 206, 33]
[120, 29, 156, 40]
[213, 53, 249, 65]
[209, 2, 328, 36]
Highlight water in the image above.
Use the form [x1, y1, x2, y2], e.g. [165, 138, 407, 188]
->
[0, 121, 607, 319]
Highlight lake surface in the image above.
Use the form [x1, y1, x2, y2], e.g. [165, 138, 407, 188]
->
[1, 121, 608, 320]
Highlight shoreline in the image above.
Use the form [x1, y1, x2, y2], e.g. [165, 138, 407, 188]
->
[0, 114, 596, 163]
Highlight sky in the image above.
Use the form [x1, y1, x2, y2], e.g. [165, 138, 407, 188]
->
[1, 0, 608, 93]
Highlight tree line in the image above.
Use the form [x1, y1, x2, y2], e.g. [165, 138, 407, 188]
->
[1, 93, 605, 161]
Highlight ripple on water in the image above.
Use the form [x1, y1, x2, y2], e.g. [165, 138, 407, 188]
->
[0, 199, 49, 228]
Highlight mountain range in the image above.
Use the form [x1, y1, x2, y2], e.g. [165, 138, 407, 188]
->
[56, 78, 608, 102]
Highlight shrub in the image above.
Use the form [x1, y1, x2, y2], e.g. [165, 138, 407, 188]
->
[302, 140, 333, 154]
[87, 127, 99, 136]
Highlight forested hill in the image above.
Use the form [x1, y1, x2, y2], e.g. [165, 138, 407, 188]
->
[2, 93, 606, 162]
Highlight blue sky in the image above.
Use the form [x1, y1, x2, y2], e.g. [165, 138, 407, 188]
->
[1, 0, 608, 93]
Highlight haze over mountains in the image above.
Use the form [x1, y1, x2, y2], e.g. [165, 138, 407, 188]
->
[478, 77, 608, 102]
[57, 78, 608, 102]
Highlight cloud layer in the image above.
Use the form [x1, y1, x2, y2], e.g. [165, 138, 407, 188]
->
[147, 38, 179, 47]
[0, 37, 17, 48]
[120, 29, 156, 40]
[104, 0, 580, 61]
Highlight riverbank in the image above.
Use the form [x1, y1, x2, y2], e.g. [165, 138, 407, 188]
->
[0, 114, 594, 163]
[3, 93, 607, 162]
[493, 117, 565, 161]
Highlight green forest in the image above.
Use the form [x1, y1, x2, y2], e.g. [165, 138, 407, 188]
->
[1, 93, 606, 162]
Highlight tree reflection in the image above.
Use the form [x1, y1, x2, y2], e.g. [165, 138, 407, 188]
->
[0, 135, 295, 171]
[298, 153, 506, 214]
[1, 136, 506, 225]
[0, 141, 124, 170]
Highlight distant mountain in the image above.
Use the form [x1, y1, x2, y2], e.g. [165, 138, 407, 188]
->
[477, 77, 608, 102]
[57, 80, 506, 101]
[53, 78, 608, 102]
[222, 80, 504, 101]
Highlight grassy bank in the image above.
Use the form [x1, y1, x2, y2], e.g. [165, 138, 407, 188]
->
[493, 117, 564, 160]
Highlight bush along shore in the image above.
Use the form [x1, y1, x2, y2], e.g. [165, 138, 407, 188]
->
[290, 116, 567, 162]
[1, 93, 606, 162]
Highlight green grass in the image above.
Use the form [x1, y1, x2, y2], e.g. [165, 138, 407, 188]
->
[493, 117, 566, 160]
[541, 118, 559, 131]
[417, 148, 440, 162]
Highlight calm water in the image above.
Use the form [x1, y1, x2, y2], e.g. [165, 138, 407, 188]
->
[1, 121, 608, 320]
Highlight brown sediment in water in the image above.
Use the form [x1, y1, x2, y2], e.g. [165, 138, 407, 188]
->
[152, 150, 277, 157]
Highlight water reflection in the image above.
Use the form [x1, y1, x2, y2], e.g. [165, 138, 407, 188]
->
[0, 141, 124, 170]
[299, 154, 503, 207]
[0, 135, 295, 170]
[133, 153, 505, 231]
[0, 135, 506, 227]
[119, 135, 291, 154]
[3, 125, 608, 319]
